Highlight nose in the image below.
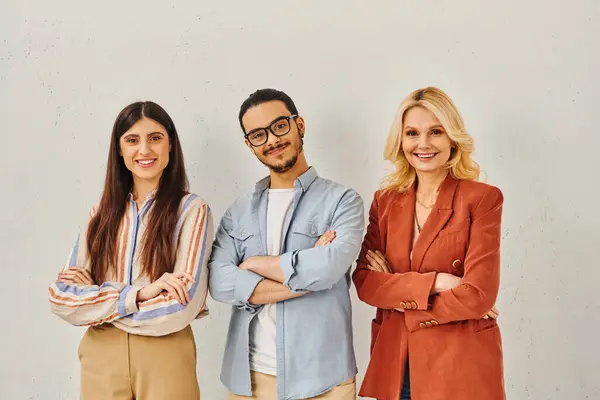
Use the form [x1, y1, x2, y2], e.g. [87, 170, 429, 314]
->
[265, 129, 282, 148]
[139, 139, 152, 156]
[417, 133, 431, 149]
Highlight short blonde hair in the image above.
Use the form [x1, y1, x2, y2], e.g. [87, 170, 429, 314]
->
[382, 87, 480, 192]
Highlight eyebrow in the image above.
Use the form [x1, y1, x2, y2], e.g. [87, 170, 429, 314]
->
[122, 131, 165, 139]
[403, 125, 445, 131]
[246, 115, 291, 135]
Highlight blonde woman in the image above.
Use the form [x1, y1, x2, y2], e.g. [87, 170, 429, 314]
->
[353, 87, 505, 399]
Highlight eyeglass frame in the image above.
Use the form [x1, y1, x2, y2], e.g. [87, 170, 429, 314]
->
[243, 114, 299, 147]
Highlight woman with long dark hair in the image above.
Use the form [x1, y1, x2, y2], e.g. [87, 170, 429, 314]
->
[49, 101, 212, 400]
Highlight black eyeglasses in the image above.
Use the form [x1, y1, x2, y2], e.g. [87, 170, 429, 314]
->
[244, 115, 298, 147]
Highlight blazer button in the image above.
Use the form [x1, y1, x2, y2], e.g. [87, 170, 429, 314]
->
[431, 320, 439, 326]
[425, 321, 433, 328]
[411, 301, 418, 309]
[452, 259, 462, 269]
[399, 302, 407, 309]
[419, 323, 427, 329]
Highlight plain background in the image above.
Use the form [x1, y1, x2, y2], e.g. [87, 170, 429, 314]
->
[1, 1, 599, 399]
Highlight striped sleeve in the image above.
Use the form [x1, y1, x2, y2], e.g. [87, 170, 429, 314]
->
[48, 207, 134, 327]
[113, 196, 214, 336]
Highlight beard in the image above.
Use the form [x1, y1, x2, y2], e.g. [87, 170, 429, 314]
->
[260, 136, 304, 173]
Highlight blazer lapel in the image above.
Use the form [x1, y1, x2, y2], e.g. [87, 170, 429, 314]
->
[412, 175, 459, 272]
[386, 187, 415, 273]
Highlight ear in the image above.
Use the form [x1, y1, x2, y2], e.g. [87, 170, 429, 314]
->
[244, 139, 256, 155]
[295, 116, 306, 137]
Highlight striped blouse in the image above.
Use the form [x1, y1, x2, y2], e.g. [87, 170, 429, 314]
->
[49, 192, 214, 337]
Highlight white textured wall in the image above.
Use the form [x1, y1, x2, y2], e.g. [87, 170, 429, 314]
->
[1, 1, 599, 399]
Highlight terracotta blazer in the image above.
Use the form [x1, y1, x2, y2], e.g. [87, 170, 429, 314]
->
[353, 175, 506, 400]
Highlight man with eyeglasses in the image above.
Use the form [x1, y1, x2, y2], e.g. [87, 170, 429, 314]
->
[209, 88, 364, 399]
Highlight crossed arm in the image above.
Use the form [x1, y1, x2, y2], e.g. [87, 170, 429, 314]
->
[240, 231, 336, 304]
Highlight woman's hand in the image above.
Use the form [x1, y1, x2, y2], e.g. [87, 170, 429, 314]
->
[137, 272, 196, 305]
[483, 306, 499, 320]
[57, 267, 94, 285]
[365, 250, 392, 273]
[431, 273, 462, 294]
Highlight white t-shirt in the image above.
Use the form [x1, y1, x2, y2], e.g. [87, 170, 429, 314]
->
[249, 188, 295, 376]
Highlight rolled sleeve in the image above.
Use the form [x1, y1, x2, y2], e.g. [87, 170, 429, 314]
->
[281, 190, 364, 292]
[234, 269, 265, 310]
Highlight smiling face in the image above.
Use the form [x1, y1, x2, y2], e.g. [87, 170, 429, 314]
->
[401, 106, 453, 175]
[241, 100, 305, 173]
[119, 117, 171, 186]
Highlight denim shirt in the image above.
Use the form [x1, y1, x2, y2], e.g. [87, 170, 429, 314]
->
[208, 167, 364, 400]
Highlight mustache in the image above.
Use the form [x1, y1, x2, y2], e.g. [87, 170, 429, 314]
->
[263, 142, 289, 156]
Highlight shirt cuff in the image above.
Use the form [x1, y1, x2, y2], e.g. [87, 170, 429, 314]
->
[280, 251, 298, 291]
[233, 269, 264, 309]
[118, 285, 142, 317]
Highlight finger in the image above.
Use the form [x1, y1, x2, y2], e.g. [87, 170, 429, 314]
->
[374, 251, 391, 272]
[367, 251, 388, 272]
[72, 270, 90, 285]
[367, 260, 385, 273]
[321, 231, 335, 244]
[314, 236, 326, 247]
[166, 277, 186, 304]
[315, 231, 334, 247]
[80, 269, 95, 284]
[162, 283, 183, 304]
[67, 268, 93, 285]
[173, 277, 191, 304]
[369, 250, 386, 265]
[167, 276, 189, 304]
[59, 272, 84, 283]
[365, 256, 385, 273]
[367, 265, 383, 273]
[176, 272, 196, 284]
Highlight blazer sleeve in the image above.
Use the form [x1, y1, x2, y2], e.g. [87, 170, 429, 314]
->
[353, 191, 437, 311]
[404, 186, 504, 331]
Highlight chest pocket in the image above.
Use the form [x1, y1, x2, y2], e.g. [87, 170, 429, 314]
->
[231, 227, 261, 259]
[289, 220, 330, 251]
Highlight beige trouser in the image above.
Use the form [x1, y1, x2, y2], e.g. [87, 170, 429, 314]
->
[228, 371, 356, 400]
[78, 324, 200, 400]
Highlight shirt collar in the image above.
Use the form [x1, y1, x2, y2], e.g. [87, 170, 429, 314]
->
[254, 166, 318, 194]
[128, 189, 157, 202]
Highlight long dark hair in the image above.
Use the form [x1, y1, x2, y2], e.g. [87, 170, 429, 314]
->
[87, 101, 188, 284]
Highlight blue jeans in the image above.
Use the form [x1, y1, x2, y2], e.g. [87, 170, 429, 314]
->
[400, 362, 411, 399]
